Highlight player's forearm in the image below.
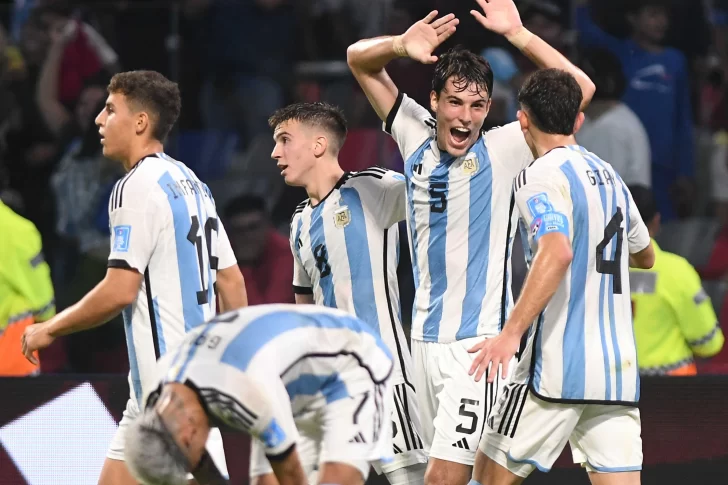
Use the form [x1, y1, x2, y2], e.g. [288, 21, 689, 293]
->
[507, 28, 596, 109]
[270, 450, 307, 485]
[503, 245, 572, 339]
[347, 36, 400, 75]
[217, 266, 248, 311]
[46, 281, 129, 337]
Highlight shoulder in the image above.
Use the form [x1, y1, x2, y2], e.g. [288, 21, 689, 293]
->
[385, 92, 436, 134]
[346, 166, 402, 183]
[109, 156, 174, 212]
[290, 199, 309, 226]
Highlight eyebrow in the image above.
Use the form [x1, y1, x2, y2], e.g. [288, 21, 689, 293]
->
[105, 102, 115, 109]
[274, 131, 291, 140]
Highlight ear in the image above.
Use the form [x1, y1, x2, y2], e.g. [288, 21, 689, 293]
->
[135, 111, 150, 136]
[429, 90, 439, 114]
[313, 135, 328, 158]
[573, 112, 586, 134]
[516, 109, 529, 135]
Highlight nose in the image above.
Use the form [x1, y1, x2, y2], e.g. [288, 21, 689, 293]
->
[95, 110, 104, 127]
[271, 144, 282, 161]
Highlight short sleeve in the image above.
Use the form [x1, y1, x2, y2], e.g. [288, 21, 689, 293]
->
[206, 369, 298, 459]
[107, 181, 162, 272]
[383, 92, 435, 160]
[484, 122, 535, 176]
[625, 188, 651, 254]
[289, 214, 312, 295]
[513, 169, 573, 246]
[353, 168, 406, 229]
[216, 219, 237, 270]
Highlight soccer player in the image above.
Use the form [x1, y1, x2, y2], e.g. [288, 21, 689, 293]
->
[20, 70, 248, 485]
[125, 304, 394, 485]
[270, 102, 427, 485]
[346, 1, 595, 484]
[468, 68, 655, 485]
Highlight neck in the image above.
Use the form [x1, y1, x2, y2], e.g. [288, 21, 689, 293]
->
[122, 140, 165, 171]
[304, 157, 345, 205]
[631, 33, 662, 53]
[531, 132, 576, 159]
[585, 100, 619, 118]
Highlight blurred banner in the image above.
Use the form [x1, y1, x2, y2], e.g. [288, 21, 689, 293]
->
[0, 375, 726, 484]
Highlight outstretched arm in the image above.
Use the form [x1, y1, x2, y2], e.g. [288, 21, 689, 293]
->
[471, 0, 596, 109]
[347, 10, 458, 121]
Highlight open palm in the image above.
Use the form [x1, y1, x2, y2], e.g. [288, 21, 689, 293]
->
[400, 11, 459, 65]
[471, 0, 523, 36]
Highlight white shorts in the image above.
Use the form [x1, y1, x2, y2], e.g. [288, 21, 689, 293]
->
[411, 337, 511, 466]
[107, 398, 229, 479]
[250, 382, 393, 481]
[479, 384, 642, 478]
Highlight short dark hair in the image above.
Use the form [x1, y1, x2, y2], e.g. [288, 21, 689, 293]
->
[517, 68, 582, 136]
[628, 185, 658, 223]
[224, 194, 266, 219]
[268, 102, 348, 152]
[107, 70, 181, 142]
[432, 47, 494, 98]
[579, 48, 626, 100]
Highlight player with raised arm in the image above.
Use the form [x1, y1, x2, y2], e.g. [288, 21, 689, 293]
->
[468, 69, 654, 485]
[347, 1, 595, 485]
[125, 304, 395, 485]
[270, 102, 427, 485]
[21, 70, 248, 485]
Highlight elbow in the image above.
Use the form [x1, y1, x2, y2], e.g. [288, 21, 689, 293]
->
[118, 287, 138, 308]
[346, 44, 359, 70]
[558, 245, 574, 269]
[580, 77, 597, 108]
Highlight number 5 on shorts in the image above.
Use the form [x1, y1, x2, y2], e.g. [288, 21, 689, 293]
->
[455, 398, 479, 434]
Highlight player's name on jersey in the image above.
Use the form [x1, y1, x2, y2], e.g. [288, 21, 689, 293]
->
[164, 177, 212, 200]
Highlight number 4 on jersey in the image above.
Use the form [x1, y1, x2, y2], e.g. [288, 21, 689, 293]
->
[187, 215, 219, 304]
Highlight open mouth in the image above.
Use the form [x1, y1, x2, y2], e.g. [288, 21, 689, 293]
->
[450, 127, 471, 144]
[279, 164, 288, 176]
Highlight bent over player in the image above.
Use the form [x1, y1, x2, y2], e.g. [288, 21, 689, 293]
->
[469, 69, 654, 485]
[270, 102, 427, 485]
[347, 1, 595, 484]
[21, 70, 248, 485]
[125, 304, 394, 485]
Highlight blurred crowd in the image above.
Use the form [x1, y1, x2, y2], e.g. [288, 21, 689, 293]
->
[0, 0, 727, 375]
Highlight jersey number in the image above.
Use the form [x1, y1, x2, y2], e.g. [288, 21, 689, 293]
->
[596, 208, 624, 294]
[314, 244, 331, 278]
[429, 182, 447, 213]
[455, 398, 479, 434]
[187, 215, 219, 304]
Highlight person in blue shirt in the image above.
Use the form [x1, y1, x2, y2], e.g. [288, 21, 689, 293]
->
[575, 0, 694, 221]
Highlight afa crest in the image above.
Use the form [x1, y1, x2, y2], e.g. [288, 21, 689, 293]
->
[334, 206, 351, 228]
[462, 152, 479, 175]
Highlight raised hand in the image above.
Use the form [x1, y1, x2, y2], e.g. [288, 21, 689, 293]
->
[470, 0, 523, 37]
[399, 11, 459, 65]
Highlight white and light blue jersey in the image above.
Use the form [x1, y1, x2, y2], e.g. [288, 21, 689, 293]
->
[384, 93, 534, 343]
[290, 168, 413, 385]
[146, 304, 394, 458]
[511, 145, 651, 405]
[107, 153, 236, 406]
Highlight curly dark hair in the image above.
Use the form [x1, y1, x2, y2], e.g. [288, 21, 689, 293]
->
[517, 68, 582, 136]
[268, 102, 348, 152]
[432, 47, 494, 98]
[107, 70, 181, 142]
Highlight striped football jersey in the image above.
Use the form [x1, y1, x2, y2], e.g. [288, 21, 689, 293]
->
[511, 145, 651, 404]
[384, 93, 534, 343]
[108, 152, 236, 405]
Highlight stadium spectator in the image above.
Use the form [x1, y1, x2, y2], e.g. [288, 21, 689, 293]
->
[629, 185, 724, 376]
[576, 0, 695, 221]
[577, 48, 651, 187]
[0, 194, 55, 376]
[224, 194, 294, 305]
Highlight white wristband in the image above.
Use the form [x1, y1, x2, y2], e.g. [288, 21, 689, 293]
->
[506, 27, 534, 50]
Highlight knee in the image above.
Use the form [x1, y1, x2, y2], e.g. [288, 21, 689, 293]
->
[424, 461, 471, 485]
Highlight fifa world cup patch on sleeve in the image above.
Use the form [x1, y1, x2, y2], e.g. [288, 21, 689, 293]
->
[526, 193, 554, 216]
[260, 418, 287, 449]
[112, 225, 132, 252]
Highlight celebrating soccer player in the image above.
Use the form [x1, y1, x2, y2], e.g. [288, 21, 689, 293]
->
[346, 1, 595, 484]
[468, 68, 654, 485]
[125, 304, 395, 485]
[270, 102, 427, 485]
[21, 70, 248, 485]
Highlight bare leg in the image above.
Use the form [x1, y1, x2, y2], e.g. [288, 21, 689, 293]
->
[471, 450, 525, 485]
[587, 471, 640, 485]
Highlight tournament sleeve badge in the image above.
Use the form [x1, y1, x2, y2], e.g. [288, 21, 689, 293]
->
[112, 225, 132, 252]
